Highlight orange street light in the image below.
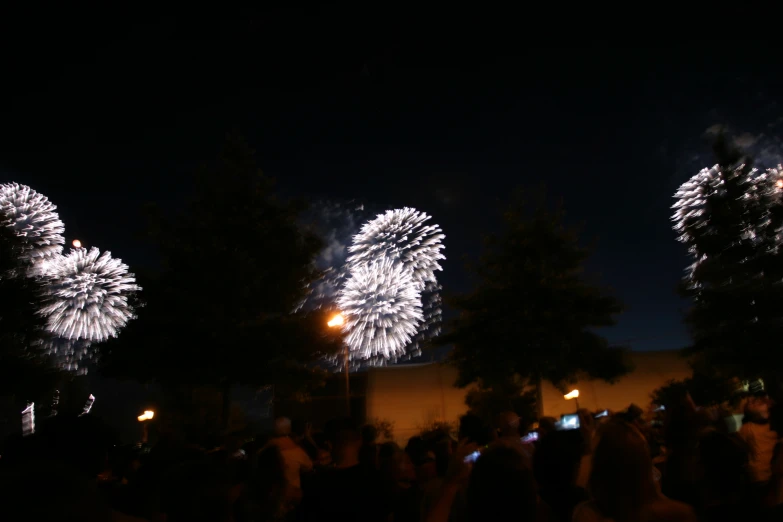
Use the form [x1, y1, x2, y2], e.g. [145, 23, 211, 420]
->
[72, 239, 82, 248]
[564, 389, 580, 412]
[137, 410, 154, 444]
[327, 313, 345, 328]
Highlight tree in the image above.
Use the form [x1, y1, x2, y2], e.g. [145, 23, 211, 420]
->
[673, 135, 783, 397]
[464, 377, 538, 431]
[437, 191, 631, 417]
[651, 356, 739, 409]
[0, 214, 65, 433]
[101, 135, 343, 413]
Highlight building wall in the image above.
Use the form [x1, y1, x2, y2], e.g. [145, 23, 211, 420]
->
[366, 351, 691, 445]
[366, 363, 474, 445]
[541, 350, 692, 418]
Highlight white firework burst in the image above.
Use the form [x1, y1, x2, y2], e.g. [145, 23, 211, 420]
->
[40, 247, 140, 342]
[347, 207, 445, 288]
[337, 257, 423, 361]
[672, 165, 726, 244]
[0, 182, 65, 264]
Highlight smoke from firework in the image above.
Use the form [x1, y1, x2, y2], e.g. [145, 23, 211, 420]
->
[299, 201, 368, 311]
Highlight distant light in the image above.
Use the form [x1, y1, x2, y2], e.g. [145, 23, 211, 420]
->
[776, 180, 783, 189]
[72, 239, 82, 248]
[327, 313, 345, 328]
[137, 410, 154, 422]
[564, 389, 580, 400]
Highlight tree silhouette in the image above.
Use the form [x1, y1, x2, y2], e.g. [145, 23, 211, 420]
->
[675, 135, 783, 397]
[437, 191, 630, 416]
[101, 134, 343, 407]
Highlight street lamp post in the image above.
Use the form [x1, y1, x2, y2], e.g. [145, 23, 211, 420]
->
[328, 313, 350, 416]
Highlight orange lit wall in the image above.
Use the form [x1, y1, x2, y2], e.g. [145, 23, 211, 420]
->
[366, 351, 691, 445]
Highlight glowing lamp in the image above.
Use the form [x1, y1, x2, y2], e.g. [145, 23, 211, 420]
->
[72, 239, 82, 248]
[137, 410, 155, 422]
[776, 180, 783, 189]
[564, 389, 580, 400]
[327, 313, 345, 328]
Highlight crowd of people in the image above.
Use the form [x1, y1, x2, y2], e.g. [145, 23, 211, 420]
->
[1, 391, 782, 521]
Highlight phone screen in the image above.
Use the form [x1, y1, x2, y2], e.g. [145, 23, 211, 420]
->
[463, 450, 481, 464]
[594, 410, 609, 419]
[521, 431, 539, 443]
[559, 414, 580, 430]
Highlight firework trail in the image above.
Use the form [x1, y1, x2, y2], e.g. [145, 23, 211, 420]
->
[21, 402, 35, 436]
[80, 394, 96, 416]
[40, 247, 140, 342]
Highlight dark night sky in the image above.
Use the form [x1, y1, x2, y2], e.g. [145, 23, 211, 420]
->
[2, 16, 782, 354]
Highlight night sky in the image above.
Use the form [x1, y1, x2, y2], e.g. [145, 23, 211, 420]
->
[2, 17, 782, 355]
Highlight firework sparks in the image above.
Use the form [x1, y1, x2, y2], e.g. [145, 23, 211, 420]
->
[344, 208, 445, 360]
[0, 183, 65, 265]
[337, 257, 423, 361]
[35, 337, 95, 374]
[50, 390, 60, 417]
[40, 247, 140, 342]
[672, 165, 727, 244]
[21, 402, 35, 436]
[347, 207, 445, 287]
[80, 394, 96, 416]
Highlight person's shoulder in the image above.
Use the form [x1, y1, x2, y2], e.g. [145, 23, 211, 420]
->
[647, 497, 698, 521]
[571, 500, 605, 522]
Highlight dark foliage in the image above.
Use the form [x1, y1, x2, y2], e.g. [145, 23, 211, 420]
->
[437, 190, 631, 414]
[0, 215, 62, 400]
[678, 135, 783, 395]
[651, 357, 738, 408]
[464, 378, 537, 431]
[101, 134, 343, 395]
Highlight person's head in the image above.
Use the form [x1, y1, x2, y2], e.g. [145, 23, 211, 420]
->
[497, 411, 521, 438]
[361, 424, 378, 445]
[333, 419, 362, 464]
[273, 417, 292, 437]
[466, 444, 538, 522]
[291, 419, 306, 439]
[405, 436, 428, 466]
[459, 413, 492, 446]
[588, 420, 657, 521]
[744, 396, 771, 423]
[532, 429, 583, 492]
[537, 417, 557, 439]
[770, 401, 783, 434]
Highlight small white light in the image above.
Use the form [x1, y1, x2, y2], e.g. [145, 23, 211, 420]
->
[72, 239, 82, 248]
